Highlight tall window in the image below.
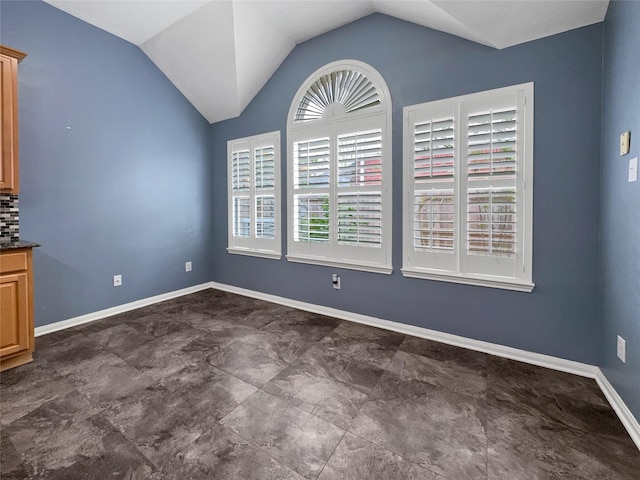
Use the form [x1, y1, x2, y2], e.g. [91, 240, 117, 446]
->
[287, 61, 392, 274]
[402, 83, 534, 291]
[228, 131, 281, 259]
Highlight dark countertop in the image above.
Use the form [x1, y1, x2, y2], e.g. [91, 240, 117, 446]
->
[0, 240, 41, 251]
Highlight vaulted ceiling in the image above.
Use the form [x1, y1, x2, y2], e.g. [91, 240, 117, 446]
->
[44, 1, 609, 124]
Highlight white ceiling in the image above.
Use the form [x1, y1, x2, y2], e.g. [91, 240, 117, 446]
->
[44, 0, 609, 124]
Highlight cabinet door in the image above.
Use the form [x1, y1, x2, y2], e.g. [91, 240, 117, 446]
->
[0, 53, 18, 191]
[0, 271, 30, 357]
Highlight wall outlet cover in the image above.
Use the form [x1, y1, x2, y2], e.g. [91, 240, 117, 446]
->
[620, 131, 631, 156]
[617, 335, 626, 363]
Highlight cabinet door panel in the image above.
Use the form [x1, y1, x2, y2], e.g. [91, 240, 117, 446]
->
[0, 271, 29, 357]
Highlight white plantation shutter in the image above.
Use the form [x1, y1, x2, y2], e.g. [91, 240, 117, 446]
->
[287, 61, 392, 273]
[336, 129, 383, 248]
[294, 70, 380, 124]
[231, 149, 251, 238]
[228, 132, 281, 258]
[403, 83, 533, 291]
[254, 144, 276, 240]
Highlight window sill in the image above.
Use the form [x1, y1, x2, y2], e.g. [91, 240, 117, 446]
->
[227, 248, 281, 260]
[286, 254, 393, 275]
[401, 267, 535, 292]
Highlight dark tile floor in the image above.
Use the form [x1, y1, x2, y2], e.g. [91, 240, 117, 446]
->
[1, 288, 639, 479]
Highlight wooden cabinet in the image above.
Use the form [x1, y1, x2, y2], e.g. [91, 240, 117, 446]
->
[0, 248, 34, 371]
[1, 46, 26, 193]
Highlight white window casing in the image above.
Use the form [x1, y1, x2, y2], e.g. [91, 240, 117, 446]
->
[287, 60, 392, 274]
[402, 83, 534, 292]
[228, 131, 281, 259]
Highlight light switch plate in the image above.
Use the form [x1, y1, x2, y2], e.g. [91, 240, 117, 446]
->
[620, 131, 631, 155]
[629, 157, 638, 183]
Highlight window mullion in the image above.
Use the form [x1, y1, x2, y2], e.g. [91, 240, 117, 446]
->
[330, 124, 338, 256]
[456, 101, 466, 275]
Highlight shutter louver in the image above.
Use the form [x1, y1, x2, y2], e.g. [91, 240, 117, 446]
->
[414, 118, 455, 181]
[294, 138, 330, 188]
[255, 146, 275, 189]
[414, 190, 454, 251]
[337, 192, 382, 247]
[256, 195, 275, 239]
[467, 108, 516, 178]
[232, 150, 251, 191]
[232, 149, 251, 238]
[294, 194, 330, 243]
[467, 188, 516, 256]
[232, 196, 250, 238]
[338, 129, 382, 187]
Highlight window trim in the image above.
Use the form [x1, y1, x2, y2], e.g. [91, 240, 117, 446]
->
[402, 83, 534, 292]
[227, 131, 282, 260]
[286, 60, 393, 274]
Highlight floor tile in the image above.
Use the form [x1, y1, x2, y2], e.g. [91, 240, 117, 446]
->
[207, 330, 307, 386]
[0, 427, 29, 480]
[86, 323, 156, 355]
[349, 371, 487, 479]
[263, 358, 380, 429]
[303, 326, 402, 372]
[36, 332, 107, 376]
[152, 424, 306, 480]
[317, 431, 439, 480]
[487, 398, 640, 479]
[0, 358, 76, 425]
[487, 356, 626, 437]
[220, 390, 345, 479]
[262, 310, 342, 343]
[59, 350, 157, 408]
[387, 348, 487, 397]
[103, 362, 256, 467]
[7, 407, 153, 480]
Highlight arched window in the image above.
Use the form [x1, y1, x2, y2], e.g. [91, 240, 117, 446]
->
[287, 60, 392, 273]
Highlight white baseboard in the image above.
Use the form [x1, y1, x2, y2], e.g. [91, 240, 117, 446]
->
[34, 282, 213, 337]
[595, 370, 640, 450]
[35, 280, 639, 450]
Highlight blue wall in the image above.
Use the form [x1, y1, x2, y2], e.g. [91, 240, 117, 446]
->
[211, 14, 604, 364]
[600, 0, 640, 420]
[0, 1, 213, 327]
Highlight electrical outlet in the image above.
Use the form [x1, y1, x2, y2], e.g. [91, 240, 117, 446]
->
[113, 274, 122, 287]
[617, 335, 626, 363]
[332, 273, 341, 290]
[185, 261, 192, 272]
[620, 131, 631, 156]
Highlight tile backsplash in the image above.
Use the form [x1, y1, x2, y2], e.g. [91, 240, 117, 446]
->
[0, 194, 19, 243]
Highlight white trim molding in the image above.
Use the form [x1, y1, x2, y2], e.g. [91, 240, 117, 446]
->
[34, 283, 212, 337]
[595, 370, 640, 450]
[34, 280, 639, 450]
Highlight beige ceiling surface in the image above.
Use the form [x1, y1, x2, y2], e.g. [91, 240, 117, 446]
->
[44, 0, 609, 123]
